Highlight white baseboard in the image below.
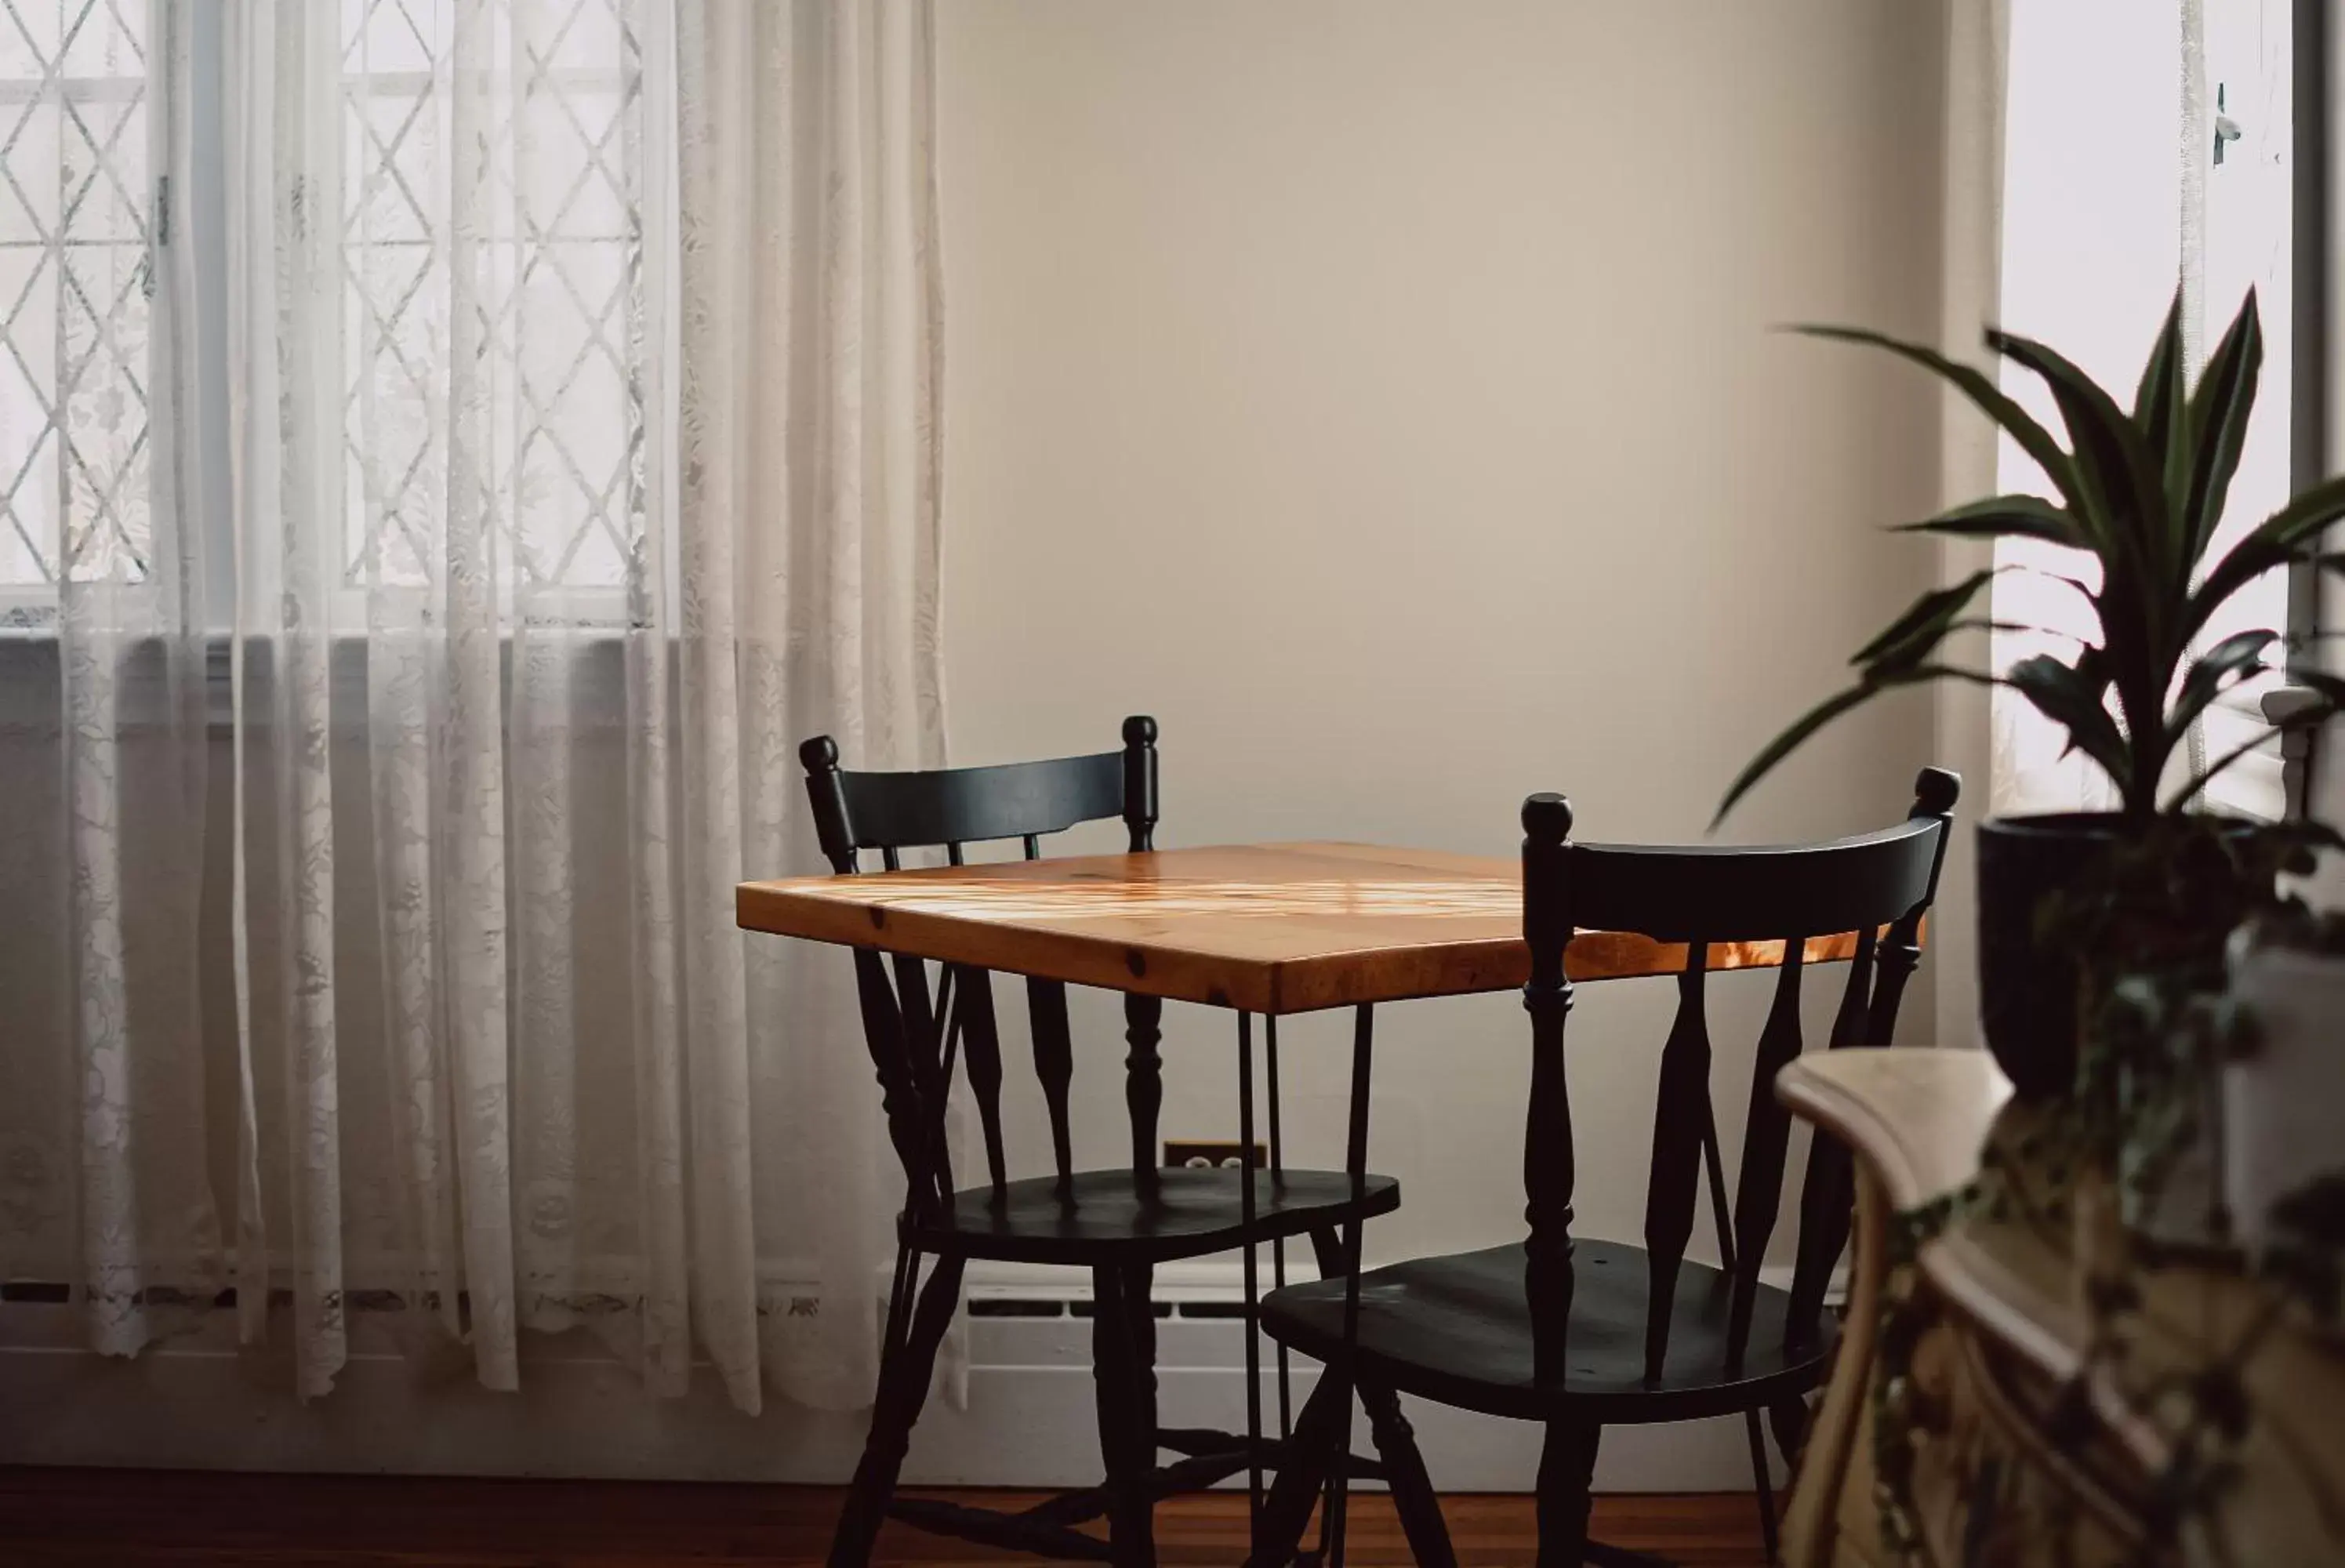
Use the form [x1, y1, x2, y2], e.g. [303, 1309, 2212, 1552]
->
[0, 1259, 1831, 1492]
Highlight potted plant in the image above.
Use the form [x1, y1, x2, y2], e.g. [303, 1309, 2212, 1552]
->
[2056, 820, 2336, 1248]
[1719, 289, 2345, 1099]
[2224, 909, 2345, 1254]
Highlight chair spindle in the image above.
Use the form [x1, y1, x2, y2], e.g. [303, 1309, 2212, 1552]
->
[1643, 946, 1712, 1385]
[1027, 978, 1077, 1194]
[1519, 794, 1577, 1386]
[1726, 942, 1807, 1362]
[1119, 718, 1163, 1185]
[850, 948, 936, 1221]
[957, 965, 1010, 1194]
[1782, 929, 1878, 1346]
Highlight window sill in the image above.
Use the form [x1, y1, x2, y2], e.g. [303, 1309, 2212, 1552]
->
[0, 631, 671, 736]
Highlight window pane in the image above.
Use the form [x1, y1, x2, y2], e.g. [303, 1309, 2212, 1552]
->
[341, 0, 645, 604]
[0, 0, 151, 604]
[2195, 0, 2294, 820]
[1995, 0, 2183, 815]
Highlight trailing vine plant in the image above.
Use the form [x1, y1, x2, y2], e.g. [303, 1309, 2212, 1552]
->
[1864, 817, 2338, 1564]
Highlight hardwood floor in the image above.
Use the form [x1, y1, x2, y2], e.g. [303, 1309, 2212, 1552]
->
[0, 1468, 1771, 1565]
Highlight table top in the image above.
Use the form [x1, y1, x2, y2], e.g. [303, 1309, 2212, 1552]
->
[737, 840, 1877, 1014]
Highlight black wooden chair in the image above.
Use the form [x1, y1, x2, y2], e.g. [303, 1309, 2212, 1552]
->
[800, 717, 1402, 1568]
[1254, 768, 1959, 1568]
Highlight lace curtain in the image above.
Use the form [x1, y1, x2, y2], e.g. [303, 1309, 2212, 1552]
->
[1925, 0, 2008, 1049]
[2, 0, 941, 1415]
[0, 0, 219, 1361]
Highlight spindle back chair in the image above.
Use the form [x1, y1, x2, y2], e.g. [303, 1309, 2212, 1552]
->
[1258, 768, 1959, 1568]
[801, 716, 1160, 1217]
[800, 717, 1400, 1568]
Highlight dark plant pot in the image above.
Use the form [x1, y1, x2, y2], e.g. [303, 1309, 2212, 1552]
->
[1976, 812, 2127, 1101]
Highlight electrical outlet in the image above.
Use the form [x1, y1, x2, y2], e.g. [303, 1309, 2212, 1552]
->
[1163, 1138, 1269, 1170]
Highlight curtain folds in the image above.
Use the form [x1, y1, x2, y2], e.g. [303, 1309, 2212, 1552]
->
[1926, 0, 2010, 1051]
[0, 0, 220, 1364]
[58, 0, 221, 1363]
[11, 0, 942, 1415]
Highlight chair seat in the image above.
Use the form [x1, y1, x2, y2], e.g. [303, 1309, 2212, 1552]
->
[1261, 1239, 1832, 1424]
[903, 1167, 1400, 1265]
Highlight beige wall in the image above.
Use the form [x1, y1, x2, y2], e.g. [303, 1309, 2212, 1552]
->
[935, 0, 1950, 1269]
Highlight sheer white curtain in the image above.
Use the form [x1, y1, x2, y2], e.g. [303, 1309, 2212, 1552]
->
[216, 0, 940, 1408]
[1, 0, 938, 1414]
[1927, 0, 2009, 1051]
[0, 0, 220, 1363]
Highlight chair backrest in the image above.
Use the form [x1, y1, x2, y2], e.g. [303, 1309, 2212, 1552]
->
[1516, 767, 1959, 1387]
[798, 717, 1160, 1218]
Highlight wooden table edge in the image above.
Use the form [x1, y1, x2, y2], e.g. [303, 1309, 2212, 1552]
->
[740, 875, 1889, 1016]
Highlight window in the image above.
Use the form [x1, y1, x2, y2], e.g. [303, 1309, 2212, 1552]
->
[0, 0, 152, 617]
[2194, 0, 2296, 817]
[340, 0, 647, 600]
[1996, 0, 2307, 821]
[0, 0, 649, 625]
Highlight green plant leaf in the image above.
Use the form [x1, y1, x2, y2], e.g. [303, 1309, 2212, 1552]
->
[2164, 629, 2280, 746]
[2133, 287, 2187, 477]
[2004, 652, 2133, 789]
[1889, 494, 2086, 550]
[1790, 325, 2087, 530]
[1989, 328, 2169, 584]
[1712, 664, 1994, 827]
[2187, 472, 2345, 642]
[2053, 645, 2114, 761]
[1984, 330, 2169, 728]
[1947, 617, 2086, 642]
[1852, 568, 1999, 673]
[2180, 290, 2263, 562]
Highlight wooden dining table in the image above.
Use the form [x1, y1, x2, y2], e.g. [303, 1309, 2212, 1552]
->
[735, 840, 1871, 1014]
[735, 839, 1875, 1564]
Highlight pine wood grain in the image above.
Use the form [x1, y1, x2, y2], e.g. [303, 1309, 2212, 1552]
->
[0, 1469, 1771, 1566]
[738, 840, 1874, 1014]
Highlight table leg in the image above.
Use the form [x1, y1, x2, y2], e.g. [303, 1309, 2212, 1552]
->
[1324, 1004, 1374, 1568]
[1237, 1011, 1265, 1549]
[1244, 1370, 1349, 1568]
[1267, 1015, 1293, 1445]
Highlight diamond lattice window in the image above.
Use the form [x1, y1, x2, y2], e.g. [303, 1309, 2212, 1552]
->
[343, 0, 644, 595]
[0, 0, 151, 597]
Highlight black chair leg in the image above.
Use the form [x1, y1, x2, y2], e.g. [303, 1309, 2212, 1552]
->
[828, 1250, 965, 1568]
[1744, 1406, 1781, 1563]
[1356, 1376, 1455, 1568]
[1127, 1261, 1160, 1468]
[1768, 1396, 1809, 1471]
[1093, 1266, 1156, 1568]
[1244, 1370, 1349, 1568]
[1534, 1419, 1600, 1568]
[1121, 1261, 1161, 1567]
